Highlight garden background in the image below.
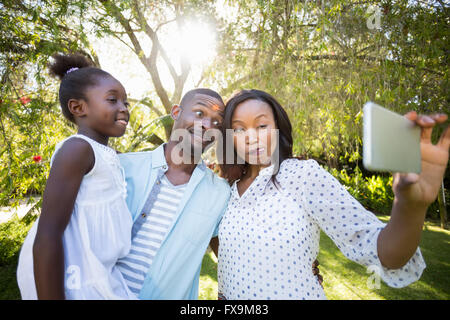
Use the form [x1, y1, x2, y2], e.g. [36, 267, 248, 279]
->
[0, 0, 449, 300]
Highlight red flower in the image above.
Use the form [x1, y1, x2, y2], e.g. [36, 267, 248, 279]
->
[33, 155, 42, 163]
[20, 96, 31, 105]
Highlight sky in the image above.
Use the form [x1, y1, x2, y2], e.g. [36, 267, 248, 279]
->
[89, 1, 235, 102]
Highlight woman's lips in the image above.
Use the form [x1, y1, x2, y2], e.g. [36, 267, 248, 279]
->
[248, 147, 265, 156]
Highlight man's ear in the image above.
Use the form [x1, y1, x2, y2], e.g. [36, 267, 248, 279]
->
[68, 99, 87, 118]
[171, 104, 182, 120]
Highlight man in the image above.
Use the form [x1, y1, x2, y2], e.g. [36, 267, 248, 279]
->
[116, 88, 322, 300]
[116, 88, 230, 299]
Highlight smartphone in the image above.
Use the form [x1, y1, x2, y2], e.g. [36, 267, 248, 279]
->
[363, 102, 421, 174]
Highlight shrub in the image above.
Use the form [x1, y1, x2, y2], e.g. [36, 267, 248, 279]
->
[326, 165, 448, 220]
[327, 165, 394, 215]
[0, 214, 36, 266]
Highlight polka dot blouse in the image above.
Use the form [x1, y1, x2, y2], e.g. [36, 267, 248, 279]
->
[217, 159, 426, 300]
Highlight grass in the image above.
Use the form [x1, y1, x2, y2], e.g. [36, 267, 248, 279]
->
[1, 215, 449, 300]
[199, 248, 219, 300]
[198, 215, 450, 300]
[315, 216, 450, 300]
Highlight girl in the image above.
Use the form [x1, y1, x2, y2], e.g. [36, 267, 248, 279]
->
[17, 54, 136, 299]
[216, 89, 449, 300]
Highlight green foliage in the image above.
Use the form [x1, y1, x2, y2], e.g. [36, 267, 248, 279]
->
[327, 165, 394, 214]
[208, 0, 449, 220]
[0, 83, 75, 207]
[212, 0, 448, 162]
[109, 103, 173, 153]
[0, 0, 448, 218]
[0, 214, 35, 266]
[0, 0, 97, 68]
[0, 0, 89, 208]
[0, 212, 36, 299]
[325, 160, 449, 219]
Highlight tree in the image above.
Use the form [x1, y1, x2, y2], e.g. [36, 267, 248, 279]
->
[0, 0, 91, 207]
[82, 0, 221, 139]
[1, 0, 447, 222]
[202, 0, 449, 220]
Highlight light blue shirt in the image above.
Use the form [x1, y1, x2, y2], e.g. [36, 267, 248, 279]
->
[118, 144, 230, 299]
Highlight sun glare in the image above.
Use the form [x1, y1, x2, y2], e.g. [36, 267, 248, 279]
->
[91, 18, 217, 100]
[174, 21, 217, 65]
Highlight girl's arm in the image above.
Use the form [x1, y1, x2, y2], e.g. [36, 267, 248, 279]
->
[33, 138, 94, 299]
[377, 113, 449, 269]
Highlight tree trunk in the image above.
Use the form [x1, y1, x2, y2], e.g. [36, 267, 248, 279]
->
[438, 181, 447, 229]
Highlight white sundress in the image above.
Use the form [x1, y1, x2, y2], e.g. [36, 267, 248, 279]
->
[17, 134, 136, 300]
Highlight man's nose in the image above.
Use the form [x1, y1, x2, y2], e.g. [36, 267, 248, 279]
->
[246, 128, 258, 144]
[201, 117, 213, 130]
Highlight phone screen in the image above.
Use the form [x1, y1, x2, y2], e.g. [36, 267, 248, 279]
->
[363, 102, 421, 174]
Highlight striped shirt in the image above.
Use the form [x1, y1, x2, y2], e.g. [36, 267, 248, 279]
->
[117, 175, 187, 295]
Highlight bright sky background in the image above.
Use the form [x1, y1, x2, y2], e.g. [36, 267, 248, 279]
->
[89, 0, 236, 103]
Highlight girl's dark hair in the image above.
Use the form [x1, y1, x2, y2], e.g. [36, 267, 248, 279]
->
[218, 89, 294, 186]
[48, 53, 112, 123]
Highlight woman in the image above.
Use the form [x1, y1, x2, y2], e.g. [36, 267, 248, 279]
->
[214, 89, 449, 300]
